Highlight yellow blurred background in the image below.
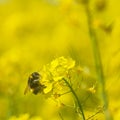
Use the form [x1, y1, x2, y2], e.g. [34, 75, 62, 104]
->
[0, 0, 120, 119]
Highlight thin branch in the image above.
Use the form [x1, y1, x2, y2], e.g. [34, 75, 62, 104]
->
[63, 78, 85, 120]
[86, 109, 103, 120]
[58, 112, 64, 120]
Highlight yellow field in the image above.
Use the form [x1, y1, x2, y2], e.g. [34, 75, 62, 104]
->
[0, 0, 120, 120]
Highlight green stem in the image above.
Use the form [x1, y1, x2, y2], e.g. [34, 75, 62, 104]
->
[59, 112, 64, 120]
[63, 78, 85, 120]
[86, 109, 102, 120]
[84, 4, 113, 120]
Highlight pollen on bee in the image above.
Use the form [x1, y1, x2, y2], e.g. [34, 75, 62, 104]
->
[29, 75, 33, 79]
[30, 89, 33, 92]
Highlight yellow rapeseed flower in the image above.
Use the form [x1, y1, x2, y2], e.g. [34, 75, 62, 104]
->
[87, 86, 96, 94]
[41, 56, 75, 94]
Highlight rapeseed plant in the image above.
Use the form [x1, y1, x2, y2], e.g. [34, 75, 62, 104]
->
[25, 56, 103, 120]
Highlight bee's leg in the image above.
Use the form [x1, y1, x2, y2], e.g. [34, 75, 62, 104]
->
[24, 85, 30, 95]
[33, 86, 41, 95]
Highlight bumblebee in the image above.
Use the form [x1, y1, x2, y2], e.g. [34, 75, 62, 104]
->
[24, 72, 46, 95]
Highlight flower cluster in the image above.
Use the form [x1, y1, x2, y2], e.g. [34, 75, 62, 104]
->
[40, 56, 75, 94]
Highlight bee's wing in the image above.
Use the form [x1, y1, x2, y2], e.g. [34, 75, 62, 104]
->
[24, 85, 30, 95]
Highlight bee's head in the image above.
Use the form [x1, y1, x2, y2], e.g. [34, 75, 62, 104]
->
[31, 72, 40, 79]
[28, 72, 41, 86]
[28, 72, 41, 85]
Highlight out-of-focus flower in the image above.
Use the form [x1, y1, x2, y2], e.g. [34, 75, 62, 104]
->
[8, 114, 42, 120]
[8, 113, 29, 120]
[87, 85, 96, 94]
[76, 66, 90, 77]
[59, 0, 73, 14]
[82, 66, 90, 75]
[95, 0, 107, 11]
